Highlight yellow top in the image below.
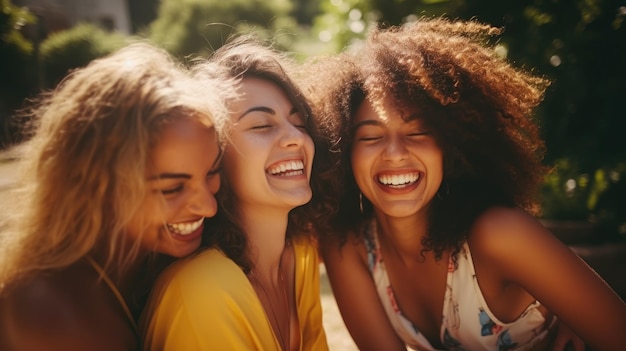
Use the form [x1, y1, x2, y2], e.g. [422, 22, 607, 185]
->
[141, 236, 328, 351]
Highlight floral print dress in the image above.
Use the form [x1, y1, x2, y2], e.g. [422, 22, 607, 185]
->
[363, 218, 556, 351]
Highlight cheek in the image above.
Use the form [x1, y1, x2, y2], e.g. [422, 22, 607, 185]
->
[428, 148, 445, 175]
[305, 137, 315, 171]
[132, 197, 168, 236]
[350, 146, 370, 175]
[209, 176, 221, 194]
[350, 148, 372, 190]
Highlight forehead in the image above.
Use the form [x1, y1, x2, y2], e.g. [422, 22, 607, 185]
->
[237, 77, 289, 103]
[150, 118, 217, 169]
[354, 97, 419, 124]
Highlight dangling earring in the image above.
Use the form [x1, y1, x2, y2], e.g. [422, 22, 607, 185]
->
[359, 192, 364, 214]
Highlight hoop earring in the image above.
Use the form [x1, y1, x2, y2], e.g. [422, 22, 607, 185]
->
[359, 192, 364, 214]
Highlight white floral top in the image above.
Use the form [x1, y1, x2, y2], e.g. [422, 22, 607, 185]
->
[363, 218, 556, 351]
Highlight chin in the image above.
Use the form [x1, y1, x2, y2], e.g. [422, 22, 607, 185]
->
[167, 242, 201, 258]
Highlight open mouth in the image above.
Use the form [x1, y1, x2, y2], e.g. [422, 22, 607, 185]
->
[377, 172, 420, 189]
[268, 160, 305, 177]
[166, 217, 204, 235]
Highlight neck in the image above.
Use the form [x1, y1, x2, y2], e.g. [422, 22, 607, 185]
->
[239, 204, 291, 280]
[374, 210, 430, 264]
[246, 235, 294, 351]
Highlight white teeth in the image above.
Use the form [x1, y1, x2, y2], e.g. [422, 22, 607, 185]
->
[167, 217, 204, 235]
[378, 173, 419, 187]
[269, 160, 305, 176]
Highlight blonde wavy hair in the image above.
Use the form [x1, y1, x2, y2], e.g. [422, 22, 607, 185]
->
[0, 42, 234, 289]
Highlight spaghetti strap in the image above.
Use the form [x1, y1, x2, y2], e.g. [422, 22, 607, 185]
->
[85, 256, 139, 335]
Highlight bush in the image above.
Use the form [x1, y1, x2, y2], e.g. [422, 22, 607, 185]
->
[541, 159, 626, 241]
[40, 23, 129, 88]
[148, 0, 297, 58]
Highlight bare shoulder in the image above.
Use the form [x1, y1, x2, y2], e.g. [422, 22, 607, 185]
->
[320, 229, 368, 265]
[469, 207, 553, 253]
[0, 263, 137, 351]
[467, 206, 580, 281]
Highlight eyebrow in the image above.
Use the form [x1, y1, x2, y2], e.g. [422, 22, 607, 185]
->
[237, 106, 299, 122]
[147, 173, 191, 181]
[148, 144, 224, 181]
[351, 119, 382, 133]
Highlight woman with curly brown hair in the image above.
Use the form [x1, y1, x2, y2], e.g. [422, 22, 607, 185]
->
[141, 36, 331, 351]
[299, 17, 626, 351]
[0, 42, 233, 351]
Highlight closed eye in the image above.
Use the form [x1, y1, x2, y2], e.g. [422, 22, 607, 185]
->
[408, 131, 430, 137]
[161, 184, 183, 195]
[358, 135, 383, 141]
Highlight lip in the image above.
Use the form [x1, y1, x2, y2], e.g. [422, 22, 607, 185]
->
[266, 158, 308, 178]
[168, 222, 204, 242]
[375, 170, 421, 194]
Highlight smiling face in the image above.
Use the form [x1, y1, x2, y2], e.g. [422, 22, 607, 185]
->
[127, 117, 221, 258]
[222, 77, 314, 212]
[351, 97, 443, 219]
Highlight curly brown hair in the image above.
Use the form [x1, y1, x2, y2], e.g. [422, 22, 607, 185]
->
[193, 34, 336, 272]
[298, 17, 551, 260]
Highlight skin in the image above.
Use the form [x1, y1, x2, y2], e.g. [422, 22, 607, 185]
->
[0, 118, 222, 351]
[322, 98, 626, 351]
[223, 77, 314, 351]
[128, 117, 221, 258]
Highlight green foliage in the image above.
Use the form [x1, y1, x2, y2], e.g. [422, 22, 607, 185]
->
[0, 0, 37, 147]
[0, 0, 37, 99]
[451, 0, 626, 169]
[311, 0, 373, 53]
[310, 0, 456, 53]
[148, 0, 297, 57]
[0, 0, 35, 54]
[541, 159, 626, 239]
[39, 23, 129, 88]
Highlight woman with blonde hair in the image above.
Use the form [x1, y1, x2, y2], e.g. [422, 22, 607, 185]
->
[0, 42, 234, 350]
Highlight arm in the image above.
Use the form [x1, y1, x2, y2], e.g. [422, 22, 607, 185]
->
[320, 234, 406, 351]
[141, 250, 279, 351]
[470, 207, 626, 351]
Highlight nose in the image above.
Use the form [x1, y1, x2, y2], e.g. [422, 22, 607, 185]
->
[279, 122, 307, 148]
[382, 135, 408, 162]
[188, 175, 220, 218]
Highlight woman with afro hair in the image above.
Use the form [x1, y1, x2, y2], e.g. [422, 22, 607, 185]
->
[299, 17, 626, 351]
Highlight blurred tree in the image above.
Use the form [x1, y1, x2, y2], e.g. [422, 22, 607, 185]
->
[310, 0, 372, 53]
[310, 0, 457, 52]
[127, 0, 159, 34]
[40, 22, 129, 88]
[292, 0, 321, 26]
[0, 0, 36, 147]
[147, 0, 298, 58]
[453, 0, 626, 170]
